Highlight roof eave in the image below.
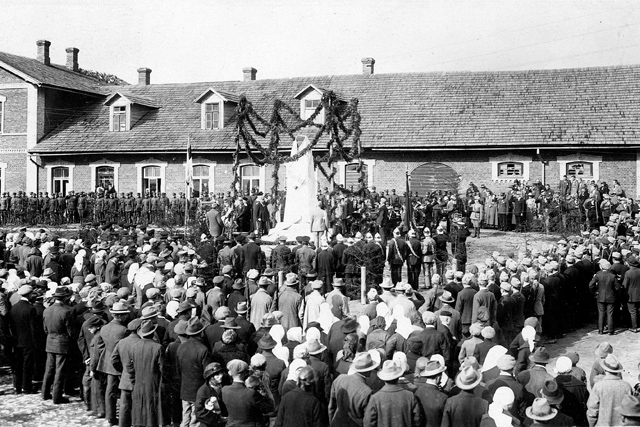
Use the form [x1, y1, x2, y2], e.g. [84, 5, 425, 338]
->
[0, 60, 41, 86]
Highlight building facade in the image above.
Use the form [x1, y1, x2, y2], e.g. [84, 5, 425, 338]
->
[1, 41, 639, 198]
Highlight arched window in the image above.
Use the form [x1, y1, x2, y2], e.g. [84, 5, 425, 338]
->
[240, 165, 262, 195]
[345, 163, 368, 190]
[52, 167, 70, 195]
[192, 165, 210, 198]
[96, 166, 115, 191]
[566, 161, 594, 179]
[497, 162, 524, 178]
[142, 166, 162, 195]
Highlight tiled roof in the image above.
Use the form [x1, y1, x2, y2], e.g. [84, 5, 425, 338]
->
[103, 92, 160, 108]
[32, 63, 640, 154]
[0, 51, 116, 94]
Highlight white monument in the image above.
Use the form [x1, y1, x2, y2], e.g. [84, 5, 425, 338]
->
[265, 135, 317, 241]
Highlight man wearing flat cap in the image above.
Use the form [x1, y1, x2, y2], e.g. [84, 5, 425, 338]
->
[9, 284, 37, 394]
[222, 359, 274, 426]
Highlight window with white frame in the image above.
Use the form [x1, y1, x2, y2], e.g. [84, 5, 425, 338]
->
[96, 166, 115, 191]
[142, 166, 162, 195]
[112, 106, 127, 132]
[497, 162, 524, 178]
[304, 99, 322, 123]
[0, 95, 5, 134]
[566, 161, 594, 179]
[240, 165, 262, 195]
[205, 103, 220, 130]
[556, 155, 601, 181]
[345, 163, 368, 190]
[192, 165, 210, 197]
[52, 167, 70, 195]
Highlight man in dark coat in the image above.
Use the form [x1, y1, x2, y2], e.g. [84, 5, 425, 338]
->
[9, 284, 38, 394]
[42, 286, 73, 404]
[240, 233, 264, 275]
[316, 241, 335, 293]
[93, 302, 129, 425]
[258, 334, 286, 408]
[553, 356, 589, 426]
[414, 360, 448, 427]
[111, 318, 142, 427]
[589, 259, 620, 335]
[623, 255, 640, 332]
[270, 236, 292, 276]
[418, 311, 450, 362]
[329, 352, 378, 427]
[486, 354, 529, 421]
[456, 277, 477, 335]
[222, 359, 274, 426]
[275, 365, 328, 427]
[406, 230, 423, 290]
[177, 317, 214, 426]
[206, 204, 224, 240]
[441, 366, 489, 427]
[386, 229, 407, 285]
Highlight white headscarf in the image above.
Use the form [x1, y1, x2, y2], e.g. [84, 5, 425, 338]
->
[127, 263, 140, 284]
[286, 327, 303, 344]
[481, 345, 508, 373]
[395, 317, 418, 340]
[269, 325, 290, 367]
[358, 315, 370, 336]
[287, 359, 307, 381]
[73, 253, 84, 272]
[488, 386, 515, 427]
[376, 302, 389, 318]
[521, 325, 536, 352]
[317, 303, 338, 333]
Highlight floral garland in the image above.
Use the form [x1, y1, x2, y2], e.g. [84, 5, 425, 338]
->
[233, 91, 364, 200]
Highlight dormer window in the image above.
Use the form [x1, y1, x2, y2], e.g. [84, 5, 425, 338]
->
[113, 106, 127, 132]
[194, 88, 239, 130]
[294, 84, 347, 126]
[205, 103, 220, 129]
[304, 99, 321, 123]
[104, 91, 160, 133]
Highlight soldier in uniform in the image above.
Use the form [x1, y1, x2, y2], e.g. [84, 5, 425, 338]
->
[159, 192, 169, 223]
[56, 193, 66, 224]
[49, 193, 59, 224]
[0, 192, 8, 224]
[188, 196, 199, 222]
[134, 193, 143, 223]
[28, 192, 39, 224]
[119, 193, 127, 222]
[94, 193, 105, 222]
[38, 192, 47, 224]
[141, 193, 151, 224]
[124, 193, 134, 224]
[150, 192, 159, 224]
[107, 193, 118, 223]
[170, 193, 180, 224]
[178, 192, 187, 224]
[66, 191, 77, 223]
[77, 192, 87, 224]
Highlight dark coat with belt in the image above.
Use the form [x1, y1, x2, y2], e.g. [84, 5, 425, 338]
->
[126, 337, 164, 427]
[414, 382, 448, 427]
[222, 382, 275, 427]
[177, 337, 214, 402]
[363, 383, 423, 427]
[275, 386, 328, 427]
[43, 302, 73, 354]
[9, 299, 37, 348]
[441, 389, 489, 427]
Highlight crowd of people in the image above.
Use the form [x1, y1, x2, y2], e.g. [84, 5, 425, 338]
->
[0, 174, 639, 427]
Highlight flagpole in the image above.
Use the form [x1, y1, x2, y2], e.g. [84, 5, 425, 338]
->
[185, 135, 191, 233]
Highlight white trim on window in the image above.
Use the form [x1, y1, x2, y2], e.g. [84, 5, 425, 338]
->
[199, 93, 228, 129]
[45, 163, 75, 196]
[0, 94, 5, 134]
[135, 161, 167, 194]
[184, 161, 217, 196]
[489, 154, 531, 182]
[0, 162, 6, 194]
[557, 154, 602, 181]
[238, 163, 266, 193]
[335, 159, 376, 188]
[89, 160, 121, 193]
[109, 97, 131, 132]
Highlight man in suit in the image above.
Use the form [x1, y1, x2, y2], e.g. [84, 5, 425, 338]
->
[177, 317, 215, 427]
[414, 360, 448, 427]
[310, 200, 328, 248]
[206, 203, 224, 240]
[406, 229, 423, 290]
[418, 311, 450, 362]
[42, 286, 74, 404]
[111, 318, 141, 427]
[240, 232, 263, 276]
[376, 197, 389, 247]
[486, 354, 529, 421]
[296, 237, 316, 289]
[387, 228, 408, 285]
[315, 240, 335, 293]
[222, 359, 274, 425]
[623, 255, 640, 332]
[590, 259, 621, 335]
[93, 302, 129, 425]
[9, 284, 38, 394]
[455, 274, 478, 336]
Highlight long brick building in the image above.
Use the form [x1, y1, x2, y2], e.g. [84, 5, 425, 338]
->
[1, 40, 639, 198]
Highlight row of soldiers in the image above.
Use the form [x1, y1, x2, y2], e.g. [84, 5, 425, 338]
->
[0, 191, 200, 225]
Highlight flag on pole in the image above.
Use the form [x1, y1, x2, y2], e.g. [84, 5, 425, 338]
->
[403, 166, 412, 233]
[186, 136, 193, 186]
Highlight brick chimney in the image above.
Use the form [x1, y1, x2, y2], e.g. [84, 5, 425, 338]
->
[36, 40, 51, 65]
[361, 57, 375, 75]
[137, 67, 152, 85]
[242, 67, 257, 81]
[65, 47, 79, 71]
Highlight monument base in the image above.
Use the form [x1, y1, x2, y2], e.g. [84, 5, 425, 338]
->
[262, 219, 312, 244]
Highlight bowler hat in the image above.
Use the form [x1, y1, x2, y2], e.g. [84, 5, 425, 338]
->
[53, 286, 70, 298]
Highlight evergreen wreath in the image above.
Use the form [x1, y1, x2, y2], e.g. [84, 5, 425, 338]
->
[232, 91, 365, 200]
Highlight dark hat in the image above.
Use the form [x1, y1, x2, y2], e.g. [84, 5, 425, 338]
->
[221, 317, 241, 329]
[258, 334, 278, 350]
[629, 256, 640, 268]
[203, 362, 224, 380]
[185, 317, 206, 336]
[306, 269, 317, 279]
[340, 318, 359, 334]
[53, 286, 70, 298]
[439, 310, 452, 318]
[85, 316, 105, 329]
[232, 279, 245, 290]
[530, 347, 551, 364]
[247, 232, 256, 239]
[127, 318, 142, 332]
[539, 379, 564, 405]
[301, 236, 310, 243]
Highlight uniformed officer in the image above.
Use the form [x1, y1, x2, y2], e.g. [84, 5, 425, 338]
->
[66, 191, 77, 223]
